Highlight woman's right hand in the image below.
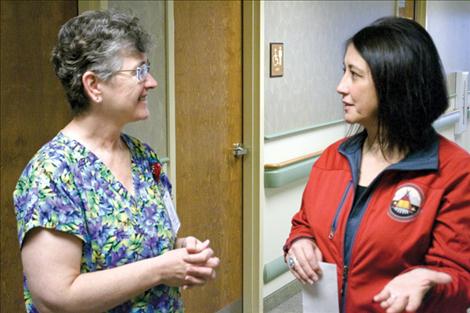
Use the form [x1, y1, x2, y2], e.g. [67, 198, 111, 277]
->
[287, 238, 323, 285]
[159, 246, 219, 287]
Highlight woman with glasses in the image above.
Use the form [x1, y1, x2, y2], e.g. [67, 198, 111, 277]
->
[13, 10, 219, 313]
[284, 17, 470, 313]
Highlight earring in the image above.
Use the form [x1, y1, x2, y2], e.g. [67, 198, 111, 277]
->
[96, 97, 102, 103]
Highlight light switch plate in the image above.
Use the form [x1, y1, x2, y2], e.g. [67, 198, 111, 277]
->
[270, 42, 284, 77]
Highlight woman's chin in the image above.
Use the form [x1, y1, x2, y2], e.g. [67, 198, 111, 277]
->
[129, 110, 150, 123]
[343, 115, 356, 124]
[137, 112, 150, 121]
[136, 105, 150, 120]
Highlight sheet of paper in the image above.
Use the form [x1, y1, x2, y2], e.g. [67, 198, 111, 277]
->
[302, 262, 339, 313]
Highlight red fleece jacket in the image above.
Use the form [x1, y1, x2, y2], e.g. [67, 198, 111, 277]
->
[285, 135, 470, 312]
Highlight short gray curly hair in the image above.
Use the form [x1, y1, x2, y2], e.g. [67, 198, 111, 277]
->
[51, 10, 152, 115]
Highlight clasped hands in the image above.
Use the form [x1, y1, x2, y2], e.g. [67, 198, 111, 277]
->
[160, 236, 220, 288]
[287, 238, 452, 313]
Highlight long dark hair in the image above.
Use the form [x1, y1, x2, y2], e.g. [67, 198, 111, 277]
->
[349, 17, 448, 153]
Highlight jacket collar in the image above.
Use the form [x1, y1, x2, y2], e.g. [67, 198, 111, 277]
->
[339, 130, 439, 182]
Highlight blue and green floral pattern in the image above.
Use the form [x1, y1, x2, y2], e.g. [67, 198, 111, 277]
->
[14, 132, 183, 312]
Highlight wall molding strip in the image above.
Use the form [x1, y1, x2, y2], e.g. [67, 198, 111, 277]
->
[264, 119, 344, 141]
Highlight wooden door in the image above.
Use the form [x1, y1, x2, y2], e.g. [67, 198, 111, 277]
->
[174, 1, 243, 312]
[0, 1, 77, 312]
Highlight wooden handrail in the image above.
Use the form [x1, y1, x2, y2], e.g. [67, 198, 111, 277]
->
[264, 150, 323, 170]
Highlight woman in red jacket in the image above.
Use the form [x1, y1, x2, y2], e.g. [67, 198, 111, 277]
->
[284, 17, 470, 313]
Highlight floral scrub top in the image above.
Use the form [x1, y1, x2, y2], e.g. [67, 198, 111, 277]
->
[14, 132, 183, 313]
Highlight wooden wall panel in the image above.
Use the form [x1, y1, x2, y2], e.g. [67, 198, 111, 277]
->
[0, 1, 77, 311]
[174, 1, 243, 312]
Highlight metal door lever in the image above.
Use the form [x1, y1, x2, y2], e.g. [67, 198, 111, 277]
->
[232, 143, 248, 158]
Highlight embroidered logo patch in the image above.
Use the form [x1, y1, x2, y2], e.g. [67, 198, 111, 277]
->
[389, 184, 423, 221]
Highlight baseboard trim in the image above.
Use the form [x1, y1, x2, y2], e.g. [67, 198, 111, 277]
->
[215, 299, 242, 313]
[263, 280, 302, 312]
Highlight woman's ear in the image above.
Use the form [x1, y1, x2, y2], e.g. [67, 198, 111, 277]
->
[82, 71, 103, 103]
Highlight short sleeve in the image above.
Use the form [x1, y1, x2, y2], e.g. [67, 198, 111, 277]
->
[14, 157, 87, 247]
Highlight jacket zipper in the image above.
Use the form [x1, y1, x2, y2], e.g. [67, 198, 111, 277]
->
[329, 180, 353, 239]
[340, 264, 349, 313]
[341, 265, 349, 296]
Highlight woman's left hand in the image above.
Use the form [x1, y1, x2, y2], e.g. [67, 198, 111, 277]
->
[177, 236, 220, 288]
[373, 268, 452, 313]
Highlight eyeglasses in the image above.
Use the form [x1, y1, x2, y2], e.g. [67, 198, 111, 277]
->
[115, 63, 151, 82]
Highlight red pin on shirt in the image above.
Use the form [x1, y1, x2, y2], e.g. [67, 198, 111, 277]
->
[152, 162, 161, 182]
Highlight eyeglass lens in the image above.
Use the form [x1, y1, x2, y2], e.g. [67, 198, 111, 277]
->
[136, 64, 150, 81]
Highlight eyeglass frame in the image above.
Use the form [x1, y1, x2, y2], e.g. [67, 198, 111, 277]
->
[114, 62, 151, 82]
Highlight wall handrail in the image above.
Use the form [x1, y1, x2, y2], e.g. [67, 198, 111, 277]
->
[264, 155, 319, 188]
[264, 256, 288, 284]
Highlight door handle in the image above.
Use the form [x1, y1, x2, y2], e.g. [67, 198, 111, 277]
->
[232, 143, 248, 158]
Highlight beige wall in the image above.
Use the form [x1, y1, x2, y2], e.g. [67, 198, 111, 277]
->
[264, 0, 395, 137]
[107, 1, 169, 157]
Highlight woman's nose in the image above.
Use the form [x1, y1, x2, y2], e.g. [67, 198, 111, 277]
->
[336, 74, 348, 95]
[145, 73, 158, 89]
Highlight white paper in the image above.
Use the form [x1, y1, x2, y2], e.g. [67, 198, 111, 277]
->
[163, 190, 180, 235]
[302, 262, 339, 313]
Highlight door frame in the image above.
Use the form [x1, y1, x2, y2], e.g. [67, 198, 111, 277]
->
[240, 1, 263, 312]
